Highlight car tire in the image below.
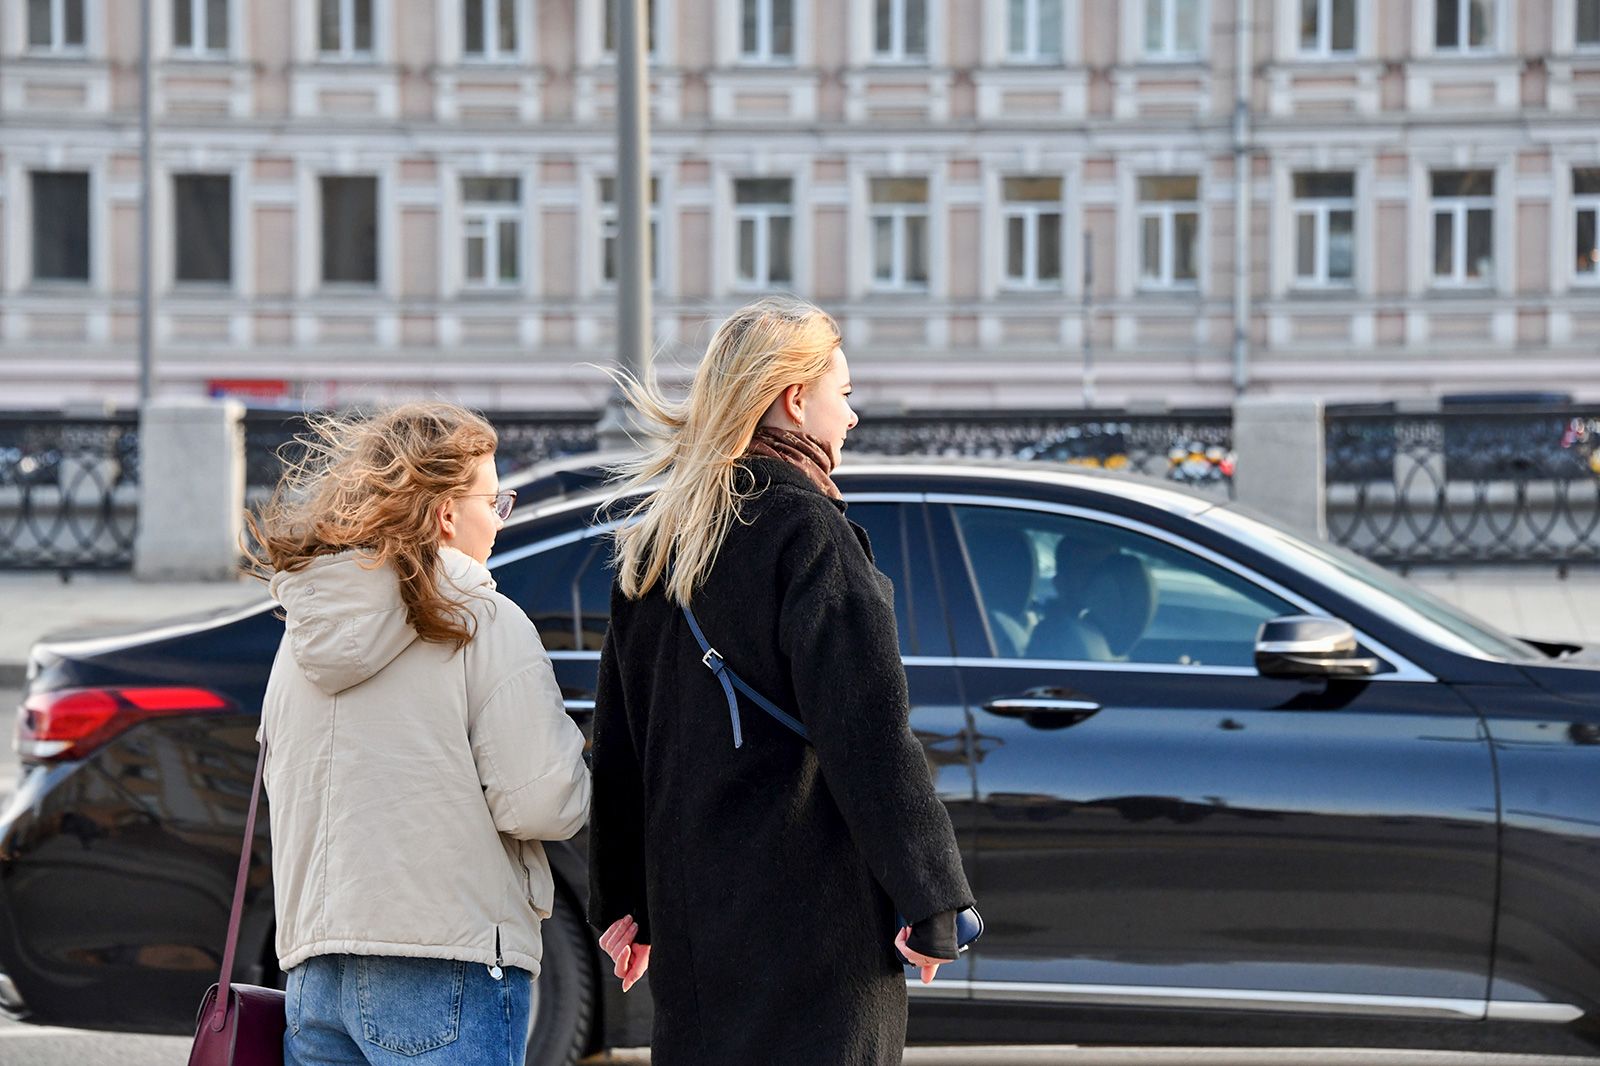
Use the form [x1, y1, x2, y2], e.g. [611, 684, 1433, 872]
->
[525, 890, 597, 1066]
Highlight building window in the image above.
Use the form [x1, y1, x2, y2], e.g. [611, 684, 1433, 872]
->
[463, 0, 517, 59]
[874, 0, 928, 62]
[604, 0, 657, 55]
[27, 0, 86, 52]
[320, 0, 374, 58]
[1435, 0, 1492, 52]
[321, 176, 378, 285]
[1299, 0, 1354, 56]
[1292, 172, 1354, 288]
[1579, 0, 1600, 48]
[734, 178, 793, 288]
[1003, 177, 1063, 289]
[462, 177, 521, 289]
[1574, 168, 1600, 282]
[1431, 170, 1493, 286]
[870, 177, 929, 290]
[1137, 175, 1200, 289]
[31, 172, 90, 283]
[174, 175, 232, 284]
[1143, 0, 1201, 59]
[599, 176, 660, 285]
[174, 0, 228, 55]
[741, 0, 794, 62]
[1007, 0, 1064, 62]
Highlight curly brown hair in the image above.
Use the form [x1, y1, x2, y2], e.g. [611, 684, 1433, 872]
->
[244, 402, 499, 649]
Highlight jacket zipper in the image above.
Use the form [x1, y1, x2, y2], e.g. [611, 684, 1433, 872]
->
[488, 927, 504, 981]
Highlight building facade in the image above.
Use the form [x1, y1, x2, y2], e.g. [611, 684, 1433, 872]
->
[2, 0, 1599, 411]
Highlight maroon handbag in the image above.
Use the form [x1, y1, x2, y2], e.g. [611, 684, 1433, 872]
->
[187, 741, 286, 1066]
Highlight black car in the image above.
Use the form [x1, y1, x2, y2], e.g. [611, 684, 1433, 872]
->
[5, 459, 1600, 1061]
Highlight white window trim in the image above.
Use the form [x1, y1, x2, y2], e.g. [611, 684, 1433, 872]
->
[1137, 198, 1201, 290]
[597, 175, 662, 291]
[1141, 0, 1204, 61]
[170, 0, 229, 58]
[1296, 0, 1357, 57]
[1430, 0, 1500, 56]
[459, 0, 526, 63]
[733, 186, 794, 290]
[873, 0, 929, 63]
[1292, 189, 1356, 289]
[1574, 192, 1600, 285]
[461, 180, 523, 291]
[26, 0, 89, 54]
[319, 0, 376, 61]
[1430, 192, 1494, 288]
[870, 200, 930, 292]
[1002, 194, 1065, 290]
[739, 0, 796, 64]
[1005, 0, 1067, 64]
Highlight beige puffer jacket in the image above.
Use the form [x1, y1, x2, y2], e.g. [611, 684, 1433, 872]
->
[258, 546, 590, 978]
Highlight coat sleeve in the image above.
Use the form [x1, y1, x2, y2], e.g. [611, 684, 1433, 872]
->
[587, 588, 652, 942]
[776, 505, 975, 927]
[468, 622, 592, 843]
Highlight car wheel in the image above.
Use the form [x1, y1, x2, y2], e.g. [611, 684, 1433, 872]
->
[525, 891, 597, 1066]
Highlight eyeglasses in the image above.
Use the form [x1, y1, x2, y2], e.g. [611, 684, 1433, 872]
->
[462, 490, 518, 521]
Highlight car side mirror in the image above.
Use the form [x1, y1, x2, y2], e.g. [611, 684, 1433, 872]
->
[1255, 615, 1380, 679]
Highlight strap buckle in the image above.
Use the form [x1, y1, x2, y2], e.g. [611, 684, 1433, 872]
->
[701, 647, 723, 671]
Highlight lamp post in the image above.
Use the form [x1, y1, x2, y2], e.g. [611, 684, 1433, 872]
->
[138, 0, 155, 404]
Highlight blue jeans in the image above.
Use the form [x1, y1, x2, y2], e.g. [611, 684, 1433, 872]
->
[284, 954, 531, 1066]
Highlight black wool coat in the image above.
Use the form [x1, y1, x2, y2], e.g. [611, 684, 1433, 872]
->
[588, 456, 974, 1066]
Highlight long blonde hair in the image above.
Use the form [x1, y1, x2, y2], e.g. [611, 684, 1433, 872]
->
[606, 296, 842, 605]
[244, 402, 499, 649]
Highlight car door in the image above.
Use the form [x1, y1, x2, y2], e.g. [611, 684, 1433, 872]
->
[927, 496, 1499, 1020]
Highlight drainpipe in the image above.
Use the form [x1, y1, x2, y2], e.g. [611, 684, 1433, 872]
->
[1232, 0, 1252, 396]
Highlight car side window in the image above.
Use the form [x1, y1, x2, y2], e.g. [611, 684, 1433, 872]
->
[575, 538, 615, 651]
[948, 505, 1296, 668]
[492, 536, 592, 651]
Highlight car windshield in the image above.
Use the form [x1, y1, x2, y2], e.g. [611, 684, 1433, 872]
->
[1201, 503, 1546, 664]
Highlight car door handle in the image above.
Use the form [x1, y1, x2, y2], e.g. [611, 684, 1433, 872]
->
[981, 696, 1101, 727]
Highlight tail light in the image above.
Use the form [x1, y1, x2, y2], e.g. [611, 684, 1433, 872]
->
[14, 687, 232, 763]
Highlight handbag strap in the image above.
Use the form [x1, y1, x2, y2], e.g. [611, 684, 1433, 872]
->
[681, 605, 811, 748]
[209, 738, 268, 1032]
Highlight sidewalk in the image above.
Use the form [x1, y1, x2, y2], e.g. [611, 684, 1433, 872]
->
[2, 566, 1599, 686]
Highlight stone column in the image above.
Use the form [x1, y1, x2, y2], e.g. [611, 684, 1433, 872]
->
[134, 398, 247, 581]
[1232, 396, 1327, 541]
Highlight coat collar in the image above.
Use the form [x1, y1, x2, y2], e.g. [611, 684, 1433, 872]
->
[737, 455, 848, 513]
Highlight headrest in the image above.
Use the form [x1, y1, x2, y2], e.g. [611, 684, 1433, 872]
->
[1082, 553, 1157, 656]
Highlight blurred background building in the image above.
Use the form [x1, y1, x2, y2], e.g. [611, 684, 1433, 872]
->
[2, 0, 1598, 411]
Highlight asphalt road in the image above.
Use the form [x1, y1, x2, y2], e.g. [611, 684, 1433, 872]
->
[1, 687, 1598, 1065]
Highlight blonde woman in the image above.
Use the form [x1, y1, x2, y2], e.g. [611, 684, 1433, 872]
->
[589, 297, 974, 1065]
[248, 402, 590, 1066]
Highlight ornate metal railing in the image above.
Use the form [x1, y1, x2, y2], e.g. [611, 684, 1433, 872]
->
[1326, 405, 1600, 566]
[0, 412, 141, 569]
[242, 409, 599, 498]
[846, 409, 1237, 496]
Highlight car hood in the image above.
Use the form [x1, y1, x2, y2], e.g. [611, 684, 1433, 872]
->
[269, 547, 491, 696]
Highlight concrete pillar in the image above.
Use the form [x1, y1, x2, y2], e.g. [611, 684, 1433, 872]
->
[1233, 396, 1327, 541]
[134, 398, 247, 581]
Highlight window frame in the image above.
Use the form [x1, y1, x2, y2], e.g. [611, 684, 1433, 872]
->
[1006, 0, 1065, 63]
[29, 169, 92, 286]
[461, 176, 523, 291]
[318, 174, 381, 288]
[1573, 170, 1600, 286]
[1433, 0, 1495, 55]
[1297, 0, 1356, 57]
[1001, 178, 1065, 291]
[1291, 173, 1356, 290]
[461, 0, 519, 62]
[869, 178, 931, 293]
[1579, 0, 1600, 50]
[873, 0, 928, 63]
[172, 0, 229, 58]
[733, 178, 795, 290]
[27, 0, 87, 54]
[1136, 176, 1201, 291]
[319, 0, 375, 60]
[740, 0, 795, 63]
[1430, 173, 1494, 289]
[603, 0, 659, 59]
[598, 175, 662, 289]
[172, 172, 234, 287]
[1142, 0, 1203, 61]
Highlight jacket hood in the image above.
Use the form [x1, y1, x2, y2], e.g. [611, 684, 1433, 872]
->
[270, 547, 495, 695]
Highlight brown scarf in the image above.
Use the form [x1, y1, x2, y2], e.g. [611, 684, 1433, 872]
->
[744, 426, 842, 500]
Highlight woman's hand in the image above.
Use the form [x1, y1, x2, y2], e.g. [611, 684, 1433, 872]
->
[598, 915, 651, 992]
[894, 925, 955, 985]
